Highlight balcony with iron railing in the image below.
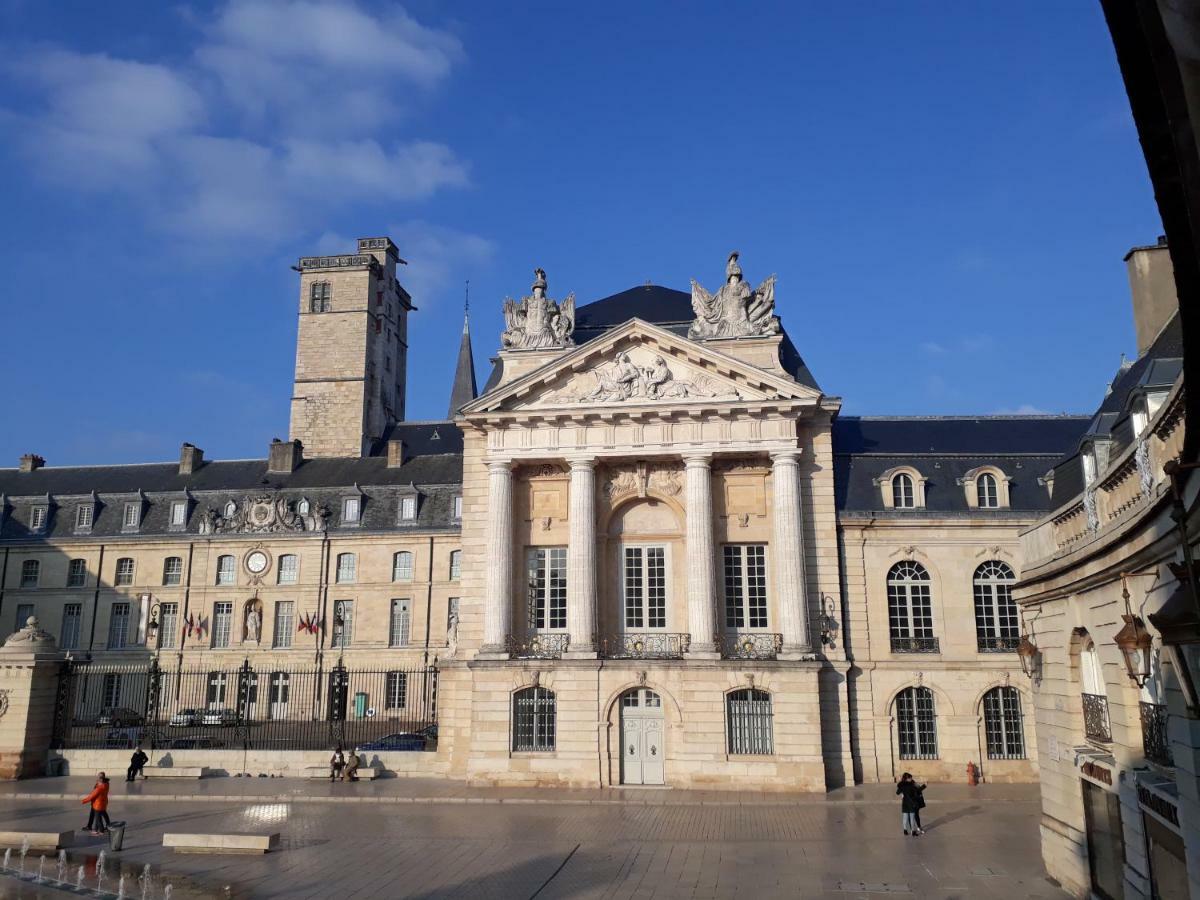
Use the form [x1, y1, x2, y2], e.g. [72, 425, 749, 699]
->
[1082, 692, 1112, 743]
[601, 633, 690, 660]
[717, 633, 782, 660]
[977, 635, 1020, 653]
[1140, 701, 1173, 766]
[890, 635, 940, 654]
[505, 633, 569, 660]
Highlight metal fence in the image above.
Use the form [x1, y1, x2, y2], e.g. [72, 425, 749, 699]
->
[53, 659, 438, 752]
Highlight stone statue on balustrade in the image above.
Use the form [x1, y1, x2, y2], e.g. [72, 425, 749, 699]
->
[689, 251, 780, 339]
[501, 268, 575, 350]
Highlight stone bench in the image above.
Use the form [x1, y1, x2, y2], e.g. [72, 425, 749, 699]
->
[304, 767, 380, 780]
[163, 833, 280, 855]
[143, 766, 207, 778]
[0, 831, 74, 850]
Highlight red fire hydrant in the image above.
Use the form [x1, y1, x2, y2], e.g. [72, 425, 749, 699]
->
[967, 761, 979, 786]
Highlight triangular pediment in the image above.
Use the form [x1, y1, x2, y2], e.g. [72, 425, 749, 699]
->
[462, 319, 822, 415]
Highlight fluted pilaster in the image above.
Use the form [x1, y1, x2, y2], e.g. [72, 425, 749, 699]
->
[684, 453, 719, 657]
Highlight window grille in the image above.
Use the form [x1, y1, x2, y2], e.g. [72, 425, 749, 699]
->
[67, 559, 87, 588]
[726, 688, 774, 755]
[115, 558, 135, 586]
[162, 557, 183, 586]
[973, 561, 1019, 651]
[527, 548, 567, 630]
[277, 554, 299, 584]
[887, 561, 936, 651]
[60, 603, 82, 649]
[623, 546, 667, 629]
[215, 555, 235, 585]
[212, 602, 233, 648]
[392, 551, 414, 582]
[892, 473, 915, 508]
[273, 601, 294, 648]
[108, 602, 130, 649]
[390, 600, 411, 647]
[896, 686, 938, 759]
[723, 545, 768, 629]
[159, 602, 178, 649]
[20, 559, 39, 588]
[386, 672, 408, 709]
[512, 686, 556, 752]
[983, 686, 1026, 759]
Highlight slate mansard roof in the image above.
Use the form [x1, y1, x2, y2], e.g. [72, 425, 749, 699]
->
[833, 415, 1090, 515]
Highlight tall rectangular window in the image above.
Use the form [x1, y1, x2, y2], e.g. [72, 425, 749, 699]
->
[310, 281, 331, 312]
[332, 600, 354, 648]
[390, 599, 411, 647]
[386, 672, 407, 710]
[20, 559, 40, 588]
[215, 555, 235, 585]
[342, 497, 361, 524]
[170, 501, 187, 526]
[108, 602, 130, 649]
[512, 687, 556, 752]
[336, 553, 356, 583]
[60, 603, 82, 650]
[102, 673, 122, 709]
[273, 601, 294, 648]
[212, 602, 233, 648]
[123, 503, 141, 529]
[277, 554, 299, 584]
[526, 548, 567, 630]
[723, 545, 768, 629]
[75, 505, 93, 530]
[449, 550, 461, 580]
[158, 602, 178, 649]
[399, 496, 417, 521]
[67, 559, 87, 588]
[392, 551, 414, 582]
[622, 546, 667, 629]
[162, 557, 183, 586]
[14, 603, 34, 633]
[115, 558, 135, 586]
[30, 506, 47, 530]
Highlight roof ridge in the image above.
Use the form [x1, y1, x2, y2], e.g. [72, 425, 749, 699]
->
[838, 414, 1090, 421]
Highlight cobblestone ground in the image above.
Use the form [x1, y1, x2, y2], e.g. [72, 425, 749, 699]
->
[0, 780, 1067, 900]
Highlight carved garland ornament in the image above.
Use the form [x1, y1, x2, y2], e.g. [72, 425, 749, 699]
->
[198, 495, 330, 535]
[603, 462, 682, 501]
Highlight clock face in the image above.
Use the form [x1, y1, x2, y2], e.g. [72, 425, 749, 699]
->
[245, 551, 269, 574]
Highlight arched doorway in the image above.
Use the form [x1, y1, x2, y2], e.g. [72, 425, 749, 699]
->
[620, 688, 665, 785]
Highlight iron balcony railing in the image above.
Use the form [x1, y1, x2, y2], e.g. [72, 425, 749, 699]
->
[1082, 692, 1112, 743]
[602, 633, 690, 659]
[977, 635, 1020, 653]
[718, 633, 782, 660]
[890, 635, 940, 654]
[505, 633, 569, 660]
[1139, 701, 1173, 766]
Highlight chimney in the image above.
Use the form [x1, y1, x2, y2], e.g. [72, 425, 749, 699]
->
[268, 438, 303, 474]
[179, 443, 205, 475]
[387, 439, 406, 468]
[18, 454, 44, 473]
[1124, 236, 1178, 357]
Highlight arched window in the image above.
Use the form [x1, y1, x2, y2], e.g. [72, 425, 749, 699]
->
[162, 557, 183, 586]
[977, 473, 999, 508]
[892, 473, 915, 508]
[512, 686, 556, 752]
[335, 553, 356, 583]
[887, 561, 936, 652]
[392, 551, 414, 582]
[215, 554, 235, 585]
[982, 686, 1026, 759]
[1081, 639, 1105, 696]
[277, 554, 299, 584]
[726, 688, 774, 755]
[1080, 638, 1111, 743]
[896, 686, 938, 759]
[973, 561, 1018, 651]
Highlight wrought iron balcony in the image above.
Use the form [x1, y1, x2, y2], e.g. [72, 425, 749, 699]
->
[1082, 692, 1112, 743]
[718, 633, 782, 660]
[890, 636, 940, 654]
[602, 633, 690, 660]
[1140, 701, 1173, 766]
[505, 633, 569, 660]
[977, 635, 1020, 653]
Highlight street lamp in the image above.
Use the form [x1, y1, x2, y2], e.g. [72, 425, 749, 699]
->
[1114, 581, 1153, 688]
[1017, 633, 1040, 679]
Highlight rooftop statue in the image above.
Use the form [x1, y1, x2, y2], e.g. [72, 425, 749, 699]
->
[689, 251, 780, 340]
[501, 267, 575, 350]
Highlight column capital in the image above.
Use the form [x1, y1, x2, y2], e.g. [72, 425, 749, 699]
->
[682, 452, 713, 468]
[769, 449, 803, 466]
[565, 455, 596, 471]
[485, 458, 514, 474]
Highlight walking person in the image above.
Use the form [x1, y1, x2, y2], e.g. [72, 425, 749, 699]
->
[896, 772, 926, 836]
[81, 773, 110, 835]
[126, 746, 148, 782]
[329, 745, 345, 782]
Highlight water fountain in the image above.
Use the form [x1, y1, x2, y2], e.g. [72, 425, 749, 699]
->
[117, 873, 127, 898]
[2, 848, 10, 870]
[96, 848, 107, 893]
[138, 862, 154, 900]
[18, 837, 29, 876]
[35, 854, 45, 883]
[56, 849, 67, 884]
[75, 864, 86, 890]
[163, 884, 174, 900]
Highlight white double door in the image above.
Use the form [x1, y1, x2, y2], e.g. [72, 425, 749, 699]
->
[620, 688, 665, 785]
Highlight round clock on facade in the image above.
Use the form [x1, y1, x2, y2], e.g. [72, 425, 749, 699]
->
[245, 550, 269, 574]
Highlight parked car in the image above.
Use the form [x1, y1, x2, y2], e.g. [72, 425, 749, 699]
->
[96, 707, 144, 727]
[166, 736, 223, 749]
[169, 709, 200, 727]
[359, 725, 437, 752]
[201, 707, 237, 726]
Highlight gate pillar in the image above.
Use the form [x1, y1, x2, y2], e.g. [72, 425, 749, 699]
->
[0, 617, 67, 779]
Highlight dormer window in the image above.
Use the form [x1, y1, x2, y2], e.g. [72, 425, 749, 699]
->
[343, 497, 361, 524]
[399, 496, 417, 522]
[170, 500, 187, 527]
[1131, 400, 1149, 437]
[878, 467, 926, 510]
[30, 506, 47, 531]
[976, 473, 998, 508]
[122, 502, 141, 530]
[310, 281, 332, 312]
[75, 504, 94, 531]
[297, 498, 310, 516]
[892, 474, 914, 509]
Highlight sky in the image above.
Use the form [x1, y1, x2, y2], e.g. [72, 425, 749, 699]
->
[0, 1, 1165, 466]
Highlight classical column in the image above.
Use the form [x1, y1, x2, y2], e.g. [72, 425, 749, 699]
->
[565, 457, 598, 657]
[479, 459, 514, 657]
[772, 449, 811, 655]
[684, 453, 719, 657]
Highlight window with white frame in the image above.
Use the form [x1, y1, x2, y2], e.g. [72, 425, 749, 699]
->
[622, 545, 667, 630]
[102, 673, 122, 709]
[1082, 447, 1098, 487]
[75, 504, 93, 530]
[982, 686, 1026, 759]
[973, 561, 1018, 651]
[162, 556, 183, 586]
[108, 602, 130, 649]
[30, 506, 47, 530]
[297, 498, 310, 516]
[1081, 639, 1106, 697]
[392, 551, 414, 582]
[390, 599, 411, 647]
[723, 545, 768, 629]
[206, 672, 228, 707]
[399, 496, 417, 521]
[887, 561, 936, 651]
[512, 686, 556, 752]
[336, 553, 356, 583]
[20, 559, 39, 588]
[212, 602, 233, 648]
[277, 554, 299, 584]
[976, 473, 999, 508]
[896, 686, 938, 759]
[342, 497, 361, 524]
[14, 603, 33, 633]
[331, 600, 354, 648]
[892, 473, 915, 508]
[726, 688, 774, 755]
[310, 281, 332, 312]
[453, 495, 462, 519]
[449, 550, 461, 580]
[170, 501, 187, 527]
[386, 671, 408, 710]
[215, 555, 236, 585]
[60, 603, 82, 650]
[526, 548, 566, 630]
[158, 602, 178, 649]
[273, 601, 294, 648]
[115, 558, 135, 586]
[67, 559, 87, 588]
[123, 502, 141, 529]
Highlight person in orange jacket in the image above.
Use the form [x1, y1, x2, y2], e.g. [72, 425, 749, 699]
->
[81, 772, 110, 835]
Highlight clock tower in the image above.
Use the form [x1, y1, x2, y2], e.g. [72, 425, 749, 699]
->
[288, 237, 413, 458]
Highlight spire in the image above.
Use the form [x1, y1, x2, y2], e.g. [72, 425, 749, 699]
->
[447, 282, 478, 418]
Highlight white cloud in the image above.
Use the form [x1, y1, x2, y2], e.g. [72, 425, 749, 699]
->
[388, 220, 495, 306]
[919, 341, 947, 355]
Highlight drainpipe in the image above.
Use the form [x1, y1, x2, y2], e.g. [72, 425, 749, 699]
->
[423, 536, 434, 665]
[175, 542, 195, 699]
[316, 532, 331, 664]
[0, 547, 9, 628]
[86, 544, 106, 659]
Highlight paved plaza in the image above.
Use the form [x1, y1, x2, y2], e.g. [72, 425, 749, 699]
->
[0, 777, 1067, 899]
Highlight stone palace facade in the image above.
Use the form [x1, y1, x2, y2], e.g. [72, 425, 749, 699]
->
[0, 237, 1091, 790]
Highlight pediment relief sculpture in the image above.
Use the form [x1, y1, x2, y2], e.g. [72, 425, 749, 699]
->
[197, 494, 329, 535]
[501, 268, 575, 350]
[544, 348, 743, 405]
[689, 251, 780, 340]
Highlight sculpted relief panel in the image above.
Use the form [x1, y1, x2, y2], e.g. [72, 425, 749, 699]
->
[544, 348, 745, 406]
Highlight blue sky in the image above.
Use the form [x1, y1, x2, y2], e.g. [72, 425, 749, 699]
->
[0, 1, 1163, 466]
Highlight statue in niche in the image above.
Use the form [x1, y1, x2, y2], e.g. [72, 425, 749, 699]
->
[689, 251, 779, 339]
[501, 268, 575, 350]
[447, 608, 459, 657]
[243, 600, 262, 644]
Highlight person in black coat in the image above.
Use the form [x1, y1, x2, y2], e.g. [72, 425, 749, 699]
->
[126, 747, 148, 782]
[896, 772, 926, 836]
